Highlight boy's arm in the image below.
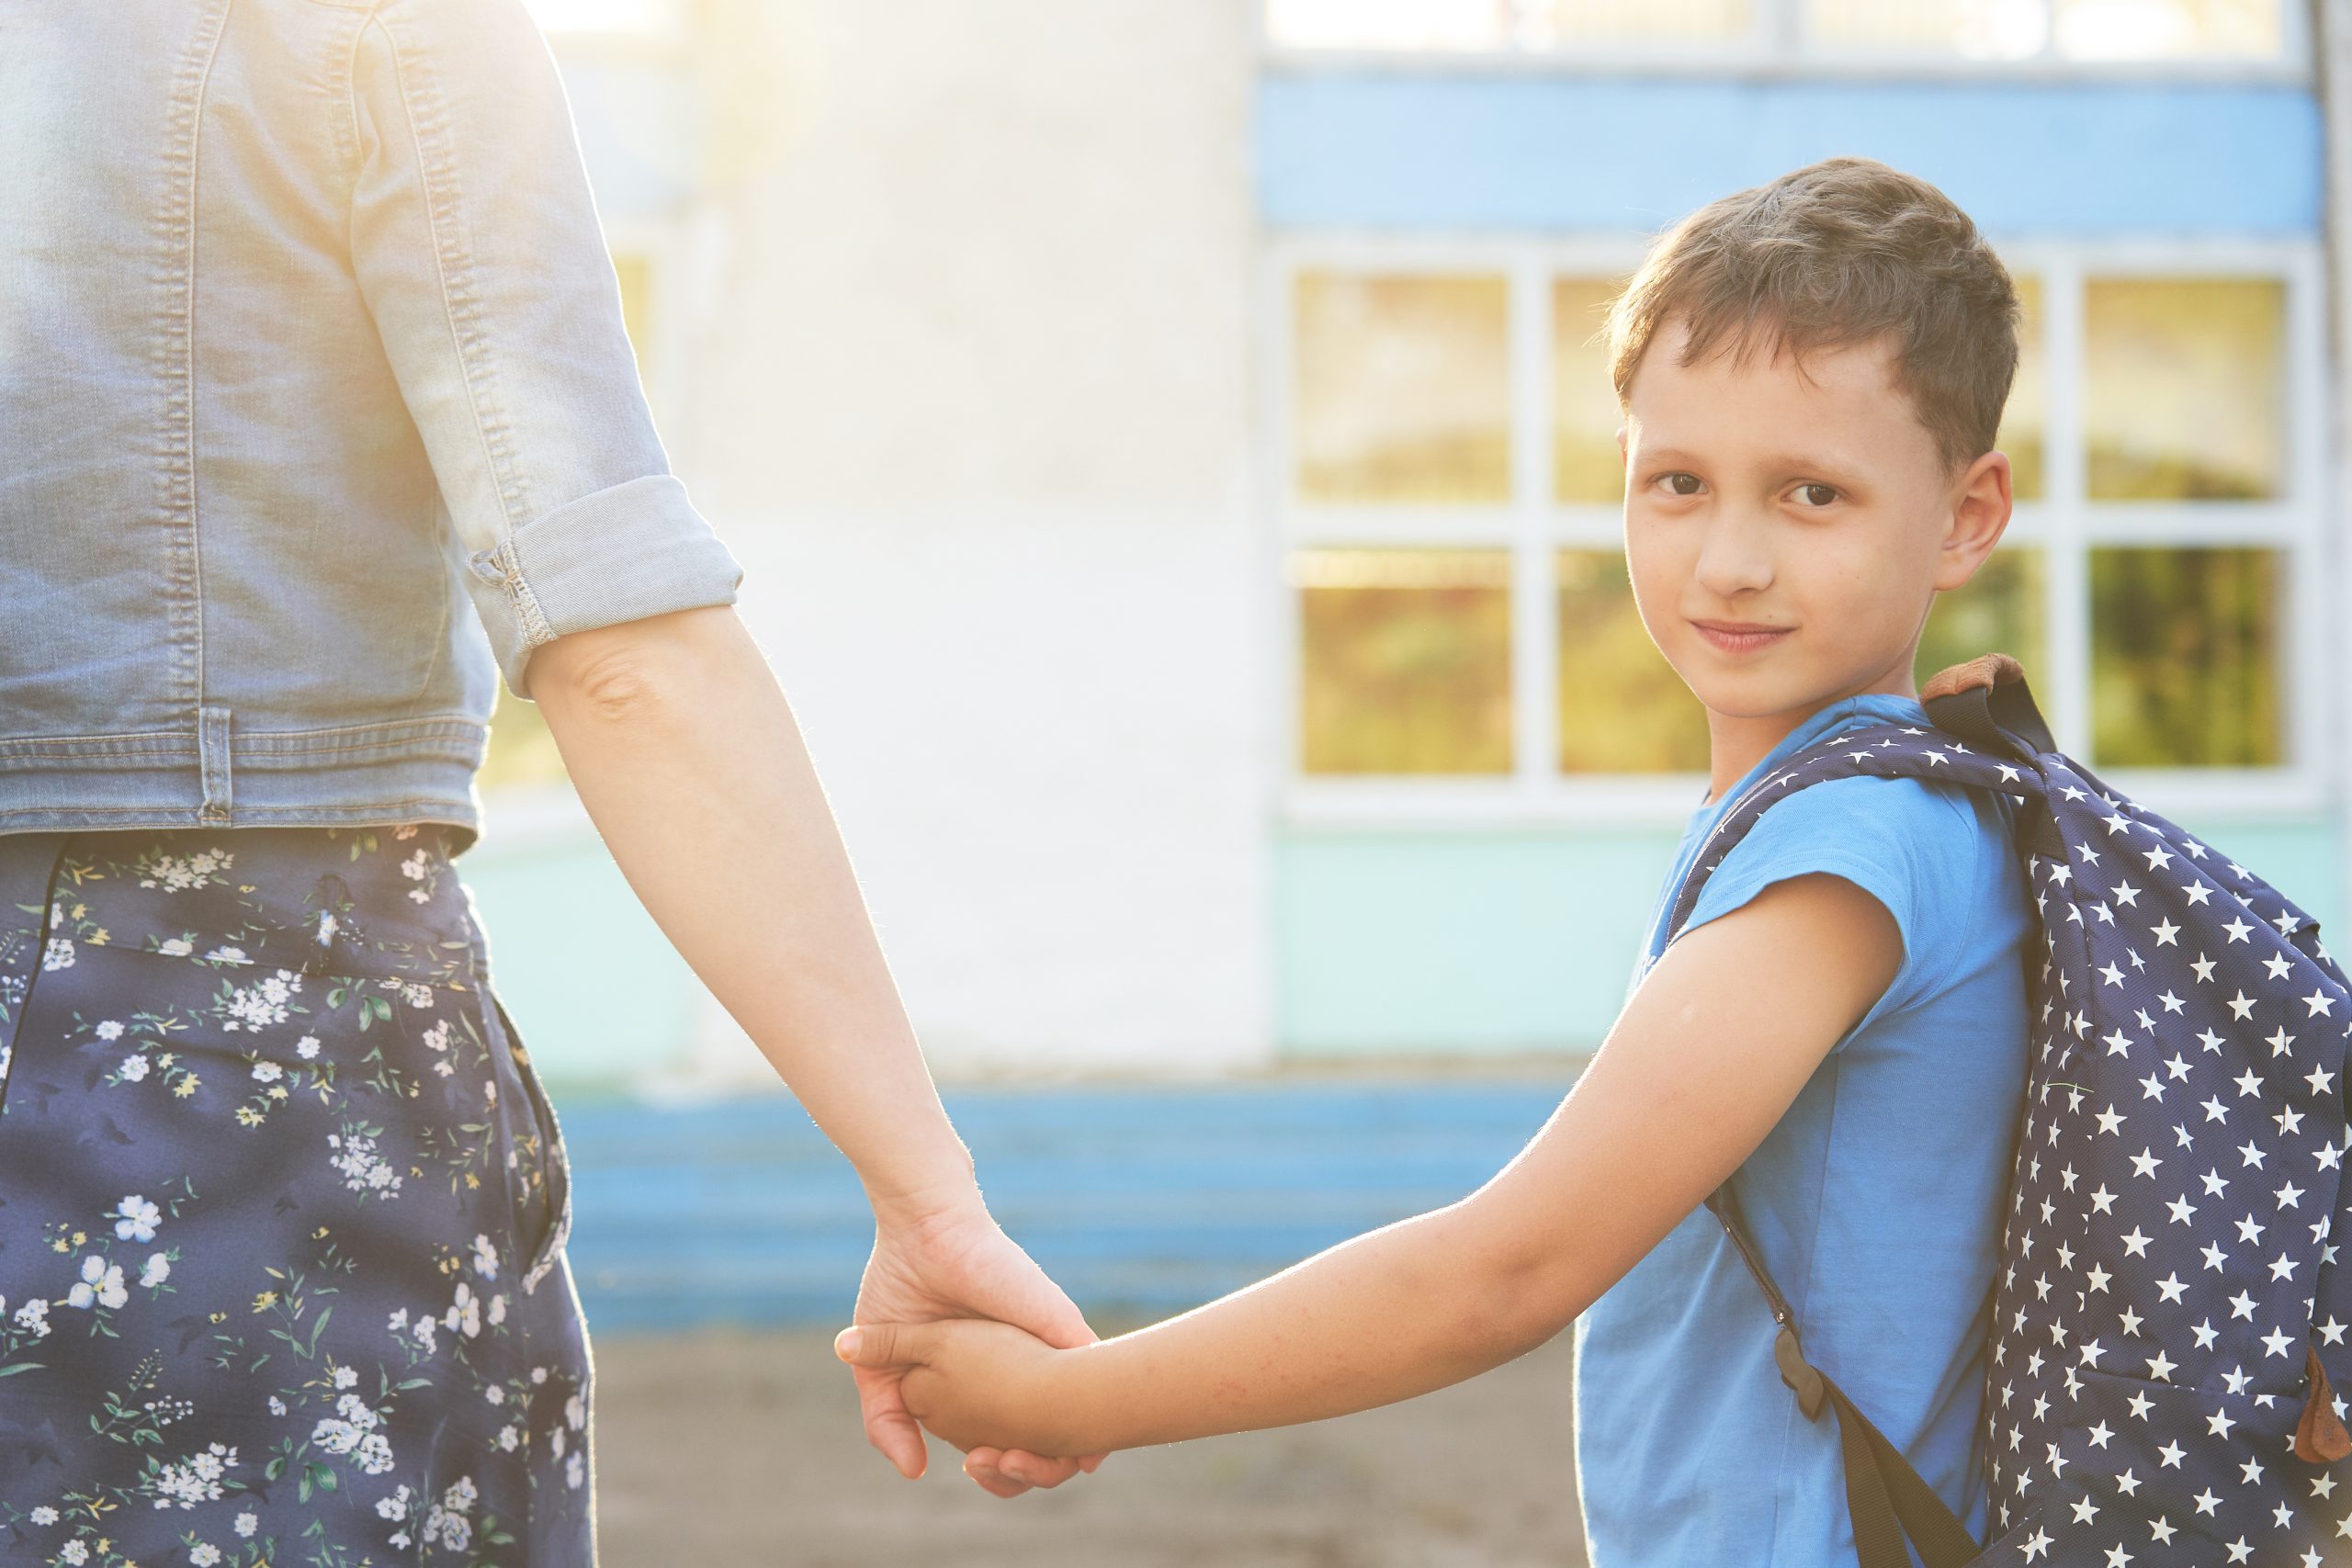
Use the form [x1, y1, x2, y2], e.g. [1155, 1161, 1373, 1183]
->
[841, 868, 1903, 1459]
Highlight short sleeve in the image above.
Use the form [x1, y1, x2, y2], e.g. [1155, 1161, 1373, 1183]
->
[1679, 773, 1982, 1055]
[347, 0, 744, 700]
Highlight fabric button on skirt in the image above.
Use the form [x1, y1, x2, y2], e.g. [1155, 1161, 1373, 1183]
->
[0, 824, 594, 1566]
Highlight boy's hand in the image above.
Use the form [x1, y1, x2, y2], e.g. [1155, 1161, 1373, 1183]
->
[835, 1316, 1080, 1460]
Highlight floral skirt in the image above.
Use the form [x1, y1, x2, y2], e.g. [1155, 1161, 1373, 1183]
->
[0, 825, 593, 1567]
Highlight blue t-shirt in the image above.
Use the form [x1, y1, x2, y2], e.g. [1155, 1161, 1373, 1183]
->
[1571, 691, 2036, 1567]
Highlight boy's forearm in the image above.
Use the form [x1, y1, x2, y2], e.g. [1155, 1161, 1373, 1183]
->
[1036, 1201, 1568, 1454]
[530, 606, 975, 1220]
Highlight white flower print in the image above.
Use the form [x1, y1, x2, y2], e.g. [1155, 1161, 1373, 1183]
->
[251, 1059, 283, 1083]
[203, 943, 252, 966]
[567, 1450, 585, 1489]
[113, 1194, 160, 1243]
[40, 936, 74, 972]
[566, 1392, 586, 1431]
[151, 1441, 237, 1508]
[135, 846, 234, 891]
[157, 935, 193, 956]
[334, 1364, 359, 1389]
[66, 1256, 126, 1311]
[118, 1052, 150, 1082]
[11, 1296, 50, 1339]
[445, 1281, 481, 1338]
[485, 1384, 504, 1405]
[402, 982, 434, 1009]
[376, 1483, 412, 1520]
[95, 1020, 124, 1041]
[234, 1511, 258, 1538]
[412, 1312, 439, 1354]
[471, 1232, 498, 1280]
[60, 1541, 87, 1565]
[531, 1365, 548, 1384]
[28, 1505, 57, 1525]
[488, 1292, 507, 1326]
[497, 1423, 520, 1450]
[267, 1394, 287, 1416]
[400, 850, 429, 882]
[221, 966, 300, 1030]
[326, 1125, 404, 1198]
[296, 1033, 321, 1058]
[140, 1252, 171, 1288]
[190, 1542, 221, 1566]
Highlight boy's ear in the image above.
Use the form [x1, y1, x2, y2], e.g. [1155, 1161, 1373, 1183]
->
[1616, 424, 1628, 463]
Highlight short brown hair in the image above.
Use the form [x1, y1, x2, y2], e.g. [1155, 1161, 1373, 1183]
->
[1604, 156, 2019, 480]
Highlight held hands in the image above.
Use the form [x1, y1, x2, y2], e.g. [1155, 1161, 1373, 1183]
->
[835, 1314, 1079, 1460]
[851, 1190, 1108, 1495]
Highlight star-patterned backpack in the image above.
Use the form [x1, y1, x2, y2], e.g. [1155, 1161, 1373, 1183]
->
[1661, 652, 2352, 1568]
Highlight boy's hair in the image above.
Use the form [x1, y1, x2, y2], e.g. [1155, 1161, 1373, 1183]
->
[1604, 155, 2019, 481]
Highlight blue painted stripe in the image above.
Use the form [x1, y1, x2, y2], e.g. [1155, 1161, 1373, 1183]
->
[557, 1081, 1573, 1334]
[1257, 74, 2322, 234]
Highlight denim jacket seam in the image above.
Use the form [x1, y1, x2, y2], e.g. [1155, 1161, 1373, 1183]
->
[367, 5, 532, 580]
[156, 4, 233, 723]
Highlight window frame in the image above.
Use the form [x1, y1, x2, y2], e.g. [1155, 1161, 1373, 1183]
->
[1257, 0, 2312, 83]
[1264, 232, 2333, 828]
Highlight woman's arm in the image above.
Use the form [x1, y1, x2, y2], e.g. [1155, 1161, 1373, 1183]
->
[839, 865, 1905, 1458]
[528, 602, 1099, 1490]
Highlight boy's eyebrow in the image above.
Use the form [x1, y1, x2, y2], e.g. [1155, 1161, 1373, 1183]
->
[1635, 445, 1869, 479]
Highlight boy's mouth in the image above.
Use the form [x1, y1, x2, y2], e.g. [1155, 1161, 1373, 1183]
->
[1690, 619, 1793, 655]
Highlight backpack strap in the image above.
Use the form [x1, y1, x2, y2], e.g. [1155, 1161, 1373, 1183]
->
[1704, 1186, 1983, 1568]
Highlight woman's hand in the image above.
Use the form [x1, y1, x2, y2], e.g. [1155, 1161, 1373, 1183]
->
[835, 1315, 1078, 1459]
[851, 1188, 1109, 1495]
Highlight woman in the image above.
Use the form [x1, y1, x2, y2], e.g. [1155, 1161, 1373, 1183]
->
[0, 1, 1089, 1560]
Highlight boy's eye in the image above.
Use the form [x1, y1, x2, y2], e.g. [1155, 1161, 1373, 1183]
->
[1792, 482, 1839, 508]
[1655, 472, 1703, 497]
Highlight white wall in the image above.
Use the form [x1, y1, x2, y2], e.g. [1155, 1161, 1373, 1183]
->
[666, 0, 1271, 1075]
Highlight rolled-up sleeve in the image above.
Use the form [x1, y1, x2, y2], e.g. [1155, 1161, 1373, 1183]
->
[347, 0, 743, 700]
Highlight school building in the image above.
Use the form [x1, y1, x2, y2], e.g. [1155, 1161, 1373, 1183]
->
[475, 0, 2352, 1097]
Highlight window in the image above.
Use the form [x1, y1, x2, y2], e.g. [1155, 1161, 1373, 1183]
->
[1272, 241, 2324, 818]
[1262, 0, 2299, 67]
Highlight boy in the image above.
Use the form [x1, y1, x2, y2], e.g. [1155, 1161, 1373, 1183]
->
[837, 154, 2039, 1565]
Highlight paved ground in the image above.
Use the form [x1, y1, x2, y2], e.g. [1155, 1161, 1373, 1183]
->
[589, 1320, 1587, 1567]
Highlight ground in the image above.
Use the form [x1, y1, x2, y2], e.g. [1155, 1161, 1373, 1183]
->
[590, 1320, 1586, 1567]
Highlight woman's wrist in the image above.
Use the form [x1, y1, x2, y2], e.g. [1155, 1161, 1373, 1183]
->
[862, 1137, 982, 1231]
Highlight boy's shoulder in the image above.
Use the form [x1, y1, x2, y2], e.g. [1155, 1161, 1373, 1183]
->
[1683, 763, 2023, 1021]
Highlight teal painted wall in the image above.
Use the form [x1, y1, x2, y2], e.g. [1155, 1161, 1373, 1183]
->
[1274, 827, 1679, 1055]
[1273, 815, 2347, 1056]
[455, 828, 703, 1091]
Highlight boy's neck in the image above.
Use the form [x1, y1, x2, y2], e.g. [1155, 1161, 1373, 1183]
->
[1700, 672, 1922, 809]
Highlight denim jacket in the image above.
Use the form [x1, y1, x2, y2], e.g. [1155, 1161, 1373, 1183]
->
[0, 0, 745, 855]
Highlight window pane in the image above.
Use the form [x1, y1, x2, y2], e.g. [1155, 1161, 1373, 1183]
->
[2086, 277, 2286, 501]
[1556, 551, 1710, 773]
[1999, 273, 2045, 502]
[1805, 0, 2050, 56]
[1267, 0, 1745, 50]
[2090, 546, 2282, 767]
[1296, 549, 1514, 773]
[1554, 277, 1630, 504]
[1295, 274, 1511, 505]
[1915, 547, 2047, 694]
[478, 683, 571, 794]
[2052, 0, 2283, 58]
